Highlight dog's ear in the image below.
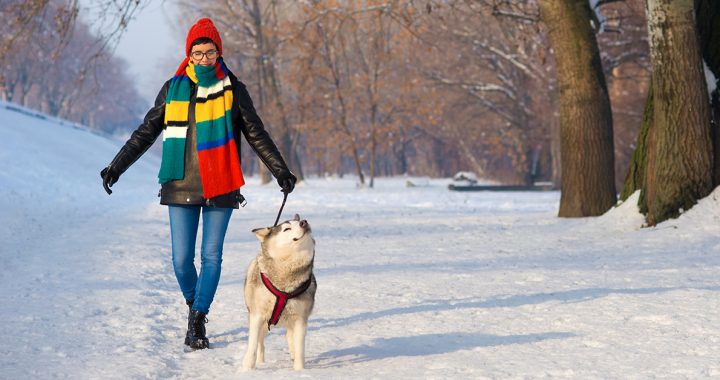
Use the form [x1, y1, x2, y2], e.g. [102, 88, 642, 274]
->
[252, 227, 271, 241]
[293, 214, 300, 221]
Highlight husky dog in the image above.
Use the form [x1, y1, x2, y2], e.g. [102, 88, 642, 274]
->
[242, 214, 316, 371]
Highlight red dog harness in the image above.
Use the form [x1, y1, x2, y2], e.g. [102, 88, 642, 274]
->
[260, 273, 312, 330]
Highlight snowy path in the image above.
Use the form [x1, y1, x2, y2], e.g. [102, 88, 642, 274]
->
[2, 104, 720, 378]
[6, 180, 720, 379]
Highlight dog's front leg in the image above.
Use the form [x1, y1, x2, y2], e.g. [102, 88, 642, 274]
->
[290, 320, 307, 370]
[256, 323, 268, 364]
[242, 314, 265, 370]
[286, 325, 295, 360]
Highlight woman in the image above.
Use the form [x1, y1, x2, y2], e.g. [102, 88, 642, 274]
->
[100, 18, 296, 350]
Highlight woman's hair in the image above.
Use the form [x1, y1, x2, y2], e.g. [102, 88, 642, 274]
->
[190, 37, 216, 50]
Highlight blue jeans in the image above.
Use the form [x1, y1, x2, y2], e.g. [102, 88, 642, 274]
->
[168, 205, 233, 314]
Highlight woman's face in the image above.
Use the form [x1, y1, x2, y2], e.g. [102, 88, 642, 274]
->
[189, 42, 218, 66]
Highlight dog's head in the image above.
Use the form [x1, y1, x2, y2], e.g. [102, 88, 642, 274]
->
[253, 214, 315, 261]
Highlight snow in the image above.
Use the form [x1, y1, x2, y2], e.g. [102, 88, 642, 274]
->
[704, 60, 718, 97]
[2, 101, 720, 378]
[589, 0, 606, 33]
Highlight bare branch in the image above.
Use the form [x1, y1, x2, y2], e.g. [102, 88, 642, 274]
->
[595, 0, 625, 8]
[490, 9, 540, 23]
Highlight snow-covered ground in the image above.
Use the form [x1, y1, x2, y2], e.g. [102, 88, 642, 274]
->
[2, 101, 720, 379]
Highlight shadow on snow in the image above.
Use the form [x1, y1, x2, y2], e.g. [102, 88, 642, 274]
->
[310, 331, 574, 367]
[310, 286, 718, 330]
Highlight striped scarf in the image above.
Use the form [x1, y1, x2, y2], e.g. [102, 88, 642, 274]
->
[159, 57, 245, 199]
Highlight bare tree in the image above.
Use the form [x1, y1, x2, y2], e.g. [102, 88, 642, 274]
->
[179, 0, 307, 183]
[623, 0, 713, 226]
[0, 0, 142, 98]
[158, 0, 650, 190]
[0, 1, 145, 133]
[315, 13, 367, 185]
[539, 0, 616, 217]
[417, 1, 554, 184]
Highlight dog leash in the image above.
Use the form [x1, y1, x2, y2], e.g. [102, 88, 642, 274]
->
[273, 190, 289, 227]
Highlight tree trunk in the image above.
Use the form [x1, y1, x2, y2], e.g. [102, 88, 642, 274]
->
[268, 64, 305, 182]
[318, 21, 365, 186]
[696, 0, 720, 186]
[369, 125, 376, 188]
[644, 0, 713, 226]
[456, 130, 486, 178]
[263, 3, 304, 181]
[620, 86, 653, 212]
[251, 0, 272, 185]
[539, 0, 616, 217]
[367, 79, 379, 188]
[550, 99, 561, 187]
[394, 139, 409, 175]
[0, 73, 8, 102]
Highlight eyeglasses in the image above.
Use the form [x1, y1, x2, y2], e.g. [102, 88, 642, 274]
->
[190, 50, 218, 60]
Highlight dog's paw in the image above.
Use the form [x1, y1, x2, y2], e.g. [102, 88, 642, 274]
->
[241, 356, 256, 371]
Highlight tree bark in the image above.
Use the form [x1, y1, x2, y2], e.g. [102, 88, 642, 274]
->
[620, 86, 653, 211]
[539, 0, 616, 217]
[249, 0, 273, 185]
[644, 0, 713, 226]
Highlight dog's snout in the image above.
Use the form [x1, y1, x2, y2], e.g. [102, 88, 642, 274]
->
[300, 220, 308, 228]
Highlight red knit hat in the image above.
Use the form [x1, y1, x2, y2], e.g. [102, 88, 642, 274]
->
[186, 18, 222, 57]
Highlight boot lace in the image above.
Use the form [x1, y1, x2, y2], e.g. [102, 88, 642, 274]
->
[191, 315, 208, 333]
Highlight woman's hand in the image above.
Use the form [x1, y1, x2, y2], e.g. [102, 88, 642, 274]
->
[277, 172, 297, 194]
[100, 167, 119, 195]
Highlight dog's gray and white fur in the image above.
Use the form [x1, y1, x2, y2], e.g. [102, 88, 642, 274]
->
[242, 214, 316, 371]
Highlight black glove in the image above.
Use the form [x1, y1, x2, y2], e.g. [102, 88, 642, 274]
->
[277, 172, 297, 194]
[100, 167, 119, 195]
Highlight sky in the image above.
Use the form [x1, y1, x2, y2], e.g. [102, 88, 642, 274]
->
[108, 1, 183, 103]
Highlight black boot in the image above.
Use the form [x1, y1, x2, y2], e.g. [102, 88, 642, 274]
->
[184, 300, 194, 346]
[186, 309, 209, 349]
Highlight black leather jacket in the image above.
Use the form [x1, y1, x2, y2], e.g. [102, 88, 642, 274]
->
[105, 71, 291, 208]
